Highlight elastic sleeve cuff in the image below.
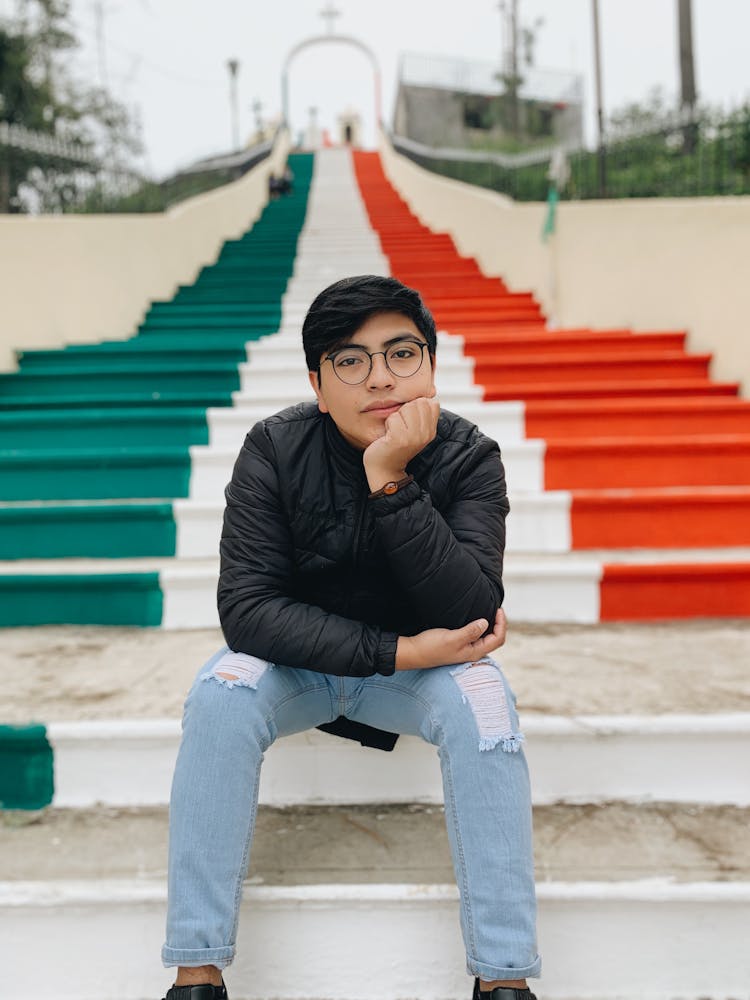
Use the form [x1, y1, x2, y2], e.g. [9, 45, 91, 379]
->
[375, 631, 399, 676]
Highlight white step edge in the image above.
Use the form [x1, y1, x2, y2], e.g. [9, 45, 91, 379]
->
[3, 877, 749, 1000]
[173, 491, 571, 558]
[45, 714, 750, 809]
[187, 441, 545, 501]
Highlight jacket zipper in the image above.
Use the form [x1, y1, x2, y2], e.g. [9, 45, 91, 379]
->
[351, 488, 367, 570]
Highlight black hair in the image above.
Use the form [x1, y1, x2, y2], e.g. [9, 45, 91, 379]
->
[302, 274, 437, 372]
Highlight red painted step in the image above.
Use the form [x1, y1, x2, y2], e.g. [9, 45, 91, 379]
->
[544, 435, 750, 489]
[525, 397, 750, 438]
[600, 562, 750, 619]
[460, 330, 689, 357]
[483, 379, 739, 402]
[571, 487, 750, 548]
[475, 352, 712, 386]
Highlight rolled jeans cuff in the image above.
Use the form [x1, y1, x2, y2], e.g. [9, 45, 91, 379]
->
[467, 955, 542, 981]
[162, 945, 235, 970]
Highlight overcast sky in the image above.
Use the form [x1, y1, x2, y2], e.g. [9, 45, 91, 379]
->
[3, 0, 749, 177]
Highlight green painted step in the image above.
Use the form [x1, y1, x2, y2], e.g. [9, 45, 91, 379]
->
[0, 572, 163, 626]
[137, 317, 277, 331]
[17, 345, 248, 371]
[0, 503, 176, 559]
[0, 391, 233, 411]
[172, 288, 299, 303]
[0, 361, 241, 396]
[1, 448, 192, 501]
[0, 725, 53, 811]
[0, 408, 209, 448]
[93, 332, 266, 350]
[145, 302, 287, 315]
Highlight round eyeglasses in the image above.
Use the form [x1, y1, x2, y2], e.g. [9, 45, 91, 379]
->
[322, 339, 429, 386]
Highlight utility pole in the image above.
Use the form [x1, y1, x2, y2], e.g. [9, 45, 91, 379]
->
[591, 0, 606, 196]
[227, 58, 240, 151]
[678, 0, 698, 152]
[498, 0, 521, 137]
[93, 1, 109, 90]
[251, 98, 263, 143]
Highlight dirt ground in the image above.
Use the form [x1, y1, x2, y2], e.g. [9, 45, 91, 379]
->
[2, 619, 749, 722]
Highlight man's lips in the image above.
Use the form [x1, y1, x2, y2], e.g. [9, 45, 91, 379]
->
[362, 400, 403, 415]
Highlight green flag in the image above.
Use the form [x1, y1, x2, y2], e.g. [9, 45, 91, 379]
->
[542, 183, 559, 242]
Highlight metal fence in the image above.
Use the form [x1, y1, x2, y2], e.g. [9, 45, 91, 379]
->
[390, 107, 750, 200]
[1, 123, 276, 214]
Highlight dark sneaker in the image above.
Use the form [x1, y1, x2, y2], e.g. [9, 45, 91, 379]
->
[162, 983, 228, 1000]
[473, 978, 537, 1000]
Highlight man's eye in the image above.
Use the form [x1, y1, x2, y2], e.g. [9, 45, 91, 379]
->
[391, 347, 417, 359]
[335, 355, 364, 367]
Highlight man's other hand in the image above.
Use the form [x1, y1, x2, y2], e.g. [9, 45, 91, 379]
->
[395, 609, 508, 670]
[363, 395, 440, 492]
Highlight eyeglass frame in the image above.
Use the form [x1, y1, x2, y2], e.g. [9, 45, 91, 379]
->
[320, 338, 432, 385]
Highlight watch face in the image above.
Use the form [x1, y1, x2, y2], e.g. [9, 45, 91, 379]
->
[384, 482, 399, 495]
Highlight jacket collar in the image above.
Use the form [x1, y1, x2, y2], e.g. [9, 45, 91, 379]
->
[323, 413, 368, 478]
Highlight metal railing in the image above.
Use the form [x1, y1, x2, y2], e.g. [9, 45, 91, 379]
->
[390, 107, 750, 200]
[1, 127, 277, 214]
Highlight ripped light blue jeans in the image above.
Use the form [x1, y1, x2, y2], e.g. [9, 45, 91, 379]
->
[162, 647, 541, 982]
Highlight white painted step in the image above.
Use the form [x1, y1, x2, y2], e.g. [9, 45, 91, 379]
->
[4, 878, 748, 1000]
[46, 714, 750, 809]
[159, 552, 595, 627]
[187, 439, 545, 501]
[0, 551, 602, 624]
[173, 490, 569, 557]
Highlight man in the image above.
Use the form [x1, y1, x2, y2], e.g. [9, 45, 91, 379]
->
[161, 275, 541, 1000]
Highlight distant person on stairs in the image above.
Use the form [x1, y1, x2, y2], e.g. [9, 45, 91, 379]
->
[160, 275, 541, 1000]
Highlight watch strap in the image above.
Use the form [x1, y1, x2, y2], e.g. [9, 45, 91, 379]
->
[367, 474, 414, 500]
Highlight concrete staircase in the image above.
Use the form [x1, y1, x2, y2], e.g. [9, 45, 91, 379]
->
[2, 148, 749, 999]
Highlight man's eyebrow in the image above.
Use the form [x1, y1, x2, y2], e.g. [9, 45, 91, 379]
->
[340, 335, 427, 350]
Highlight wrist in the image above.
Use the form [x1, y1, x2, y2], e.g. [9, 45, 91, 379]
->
[395, 635, 416, 671]
[365, 466, 408, 494]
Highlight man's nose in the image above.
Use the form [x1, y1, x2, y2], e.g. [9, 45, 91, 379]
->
[366, 352, 395, 388]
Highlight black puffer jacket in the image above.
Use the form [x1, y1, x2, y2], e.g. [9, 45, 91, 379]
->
[218, 402, 509, 750]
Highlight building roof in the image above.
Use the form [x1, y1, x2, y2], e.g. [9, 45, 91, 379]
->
[399, 51, 583, 106]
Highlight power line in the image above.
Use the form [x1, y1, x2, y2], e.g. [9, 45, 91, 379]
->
[70, 12, 225, 89]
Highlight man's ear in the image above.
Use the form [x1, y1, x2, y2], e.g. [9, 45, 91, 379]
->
[308, 370, 329, 413]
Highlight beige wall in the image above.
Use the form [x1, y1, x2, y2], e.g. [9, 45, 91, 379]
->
[381, 136, 750, 396]
[0, 132, 291, 372]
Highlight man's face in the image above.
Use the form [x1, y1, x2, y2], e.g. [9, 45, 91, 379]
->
[309, 311, 436, 451]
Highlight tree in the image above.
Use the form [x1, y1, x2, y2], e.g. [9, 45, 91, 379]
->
[0, 0, 142, 212]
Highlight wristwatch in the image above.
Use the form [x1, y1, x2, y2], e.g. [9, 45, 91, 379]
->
[368, 474, 414, 500]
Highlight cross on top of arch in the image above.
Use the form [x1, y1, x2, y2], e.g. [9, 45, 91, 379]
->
[319, 2, 341, 34]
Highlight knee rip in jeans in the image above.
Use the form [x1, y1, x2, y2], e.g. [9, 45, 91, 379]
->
[450, 658, 524, 753]
[201, 651, 270, 690]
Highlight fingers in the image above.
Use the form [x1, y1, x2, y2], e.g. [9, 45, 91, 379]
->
[494, 608, 508, 646]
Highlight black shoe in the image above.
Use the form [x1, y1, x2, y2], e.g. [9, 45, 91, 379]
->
[473, 978, 537, 1000]
[162, 983, 228, 1000]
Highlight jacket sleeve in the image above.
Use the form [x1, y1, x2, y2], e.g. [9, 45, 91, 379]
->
[217, 424, 398, 678]
[369, 436, 508, 632]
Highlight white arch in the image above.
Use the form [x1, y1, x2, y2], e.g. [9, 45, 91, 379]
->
[281, 34, 382, 131]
